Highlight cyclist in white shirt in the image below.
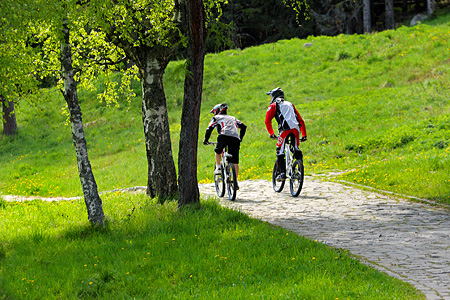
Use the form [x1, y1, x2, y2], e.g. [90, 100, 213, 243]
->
[203, 103, 247, 188]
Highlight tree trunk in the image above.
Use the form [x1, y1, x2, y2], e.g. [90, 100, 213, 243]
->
[102, 19, 179, 201]
[1, 95, 18, 136]
[427, 0, 435, 16]
[385, 0, 395, 30]
[61, 19, 105, 226]
[363, 0, 371, 33]
[177, 0, 206, 206]
[139, 55, 178, 200]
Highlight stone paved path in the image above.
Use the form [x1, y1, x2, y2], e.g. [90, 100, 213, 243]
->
[199, 177, 450, 300]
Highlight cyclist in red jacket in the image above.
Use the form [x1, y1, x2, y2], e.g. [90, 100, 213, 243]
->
[265, 87, 307, 181]
[203, 103, 247, 188]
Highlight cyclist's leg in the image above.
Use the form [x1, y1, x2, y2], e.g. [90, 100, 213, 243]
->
[227, 136, 241, 178]
[276, 132, 288, 177]
[276, 153, 286, 179]
[214, 153, 221, 165]
[285, 129, 302, 159]
[215, 135, 227, 155]
[215, 135, 226, 172]
[291, 129, 303, 159]
[292, 129, 300, 148]
[233, 163, 240, 190]
[227, 137, 241, 189]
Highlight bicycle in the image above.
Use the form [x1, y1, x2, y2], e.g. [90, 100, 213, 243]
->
[271, 134, 304, 197]
[206, 142, 238, 201]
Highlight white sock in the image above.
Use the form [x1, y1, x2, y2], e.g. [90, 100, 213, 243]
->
[216, 164, 221, 169]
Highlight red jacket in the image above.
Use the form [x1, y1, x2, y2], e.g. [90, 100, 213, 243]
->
[265, 100, 306, 137]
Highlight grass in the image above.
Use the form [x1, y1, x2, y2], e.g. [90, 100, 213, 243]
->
[1, 9, 450, 299]
[0, 194, 423, 299]
[1, 18, 449, 204]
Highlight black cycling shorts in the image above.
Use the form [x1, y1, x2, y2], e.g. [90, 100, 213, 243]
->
[215, 135, 241, 164]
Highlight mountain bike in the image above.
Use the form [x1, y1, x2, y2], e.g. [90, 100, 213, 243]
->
[206, 142, 238, 201]
[271, 134, 304, 197]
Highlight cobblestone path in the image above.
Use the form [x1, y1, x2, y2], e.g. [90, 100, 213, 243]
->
[199, 178, 450, 300]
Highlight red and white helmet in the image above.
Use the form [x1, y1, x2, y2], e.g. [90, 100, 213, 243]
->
[210, 103, 228, 115]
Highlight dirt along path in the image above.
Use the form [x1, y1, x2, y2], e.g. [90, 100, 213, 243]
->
[199, 177, 450, 300]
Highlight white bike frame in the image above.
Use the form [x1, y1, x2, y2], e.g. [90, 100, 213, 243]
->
[209, 142, 232, 181]
[284, 145, 294, 179]
[221, 151, 233, 183]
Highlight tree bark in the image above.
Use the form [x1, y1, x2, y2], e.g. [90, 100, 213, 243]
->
[60, 19, 105, 226]
[363, 0, 371, 33]
[100, 8, 180, 201]
[139, 54, 178, 200]
[385, 0, 395, 30]
[427, 0, 435, 16]
[177, 0, 206, 206]
[1, 95, 18, 136]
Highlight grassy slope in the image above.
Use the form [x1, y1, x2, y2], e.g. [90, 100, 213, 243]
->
[3, 11, 450, 300]
[1, 15, 449, 204]
[0, 194, 423, 299]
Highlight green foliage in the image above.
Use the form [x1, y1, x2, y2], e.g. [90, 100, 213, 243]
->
[0, 194, 423, 299]
[85, 0, 183, 49]
[1, 16, 450, 204]
[0, 1, 44, 99]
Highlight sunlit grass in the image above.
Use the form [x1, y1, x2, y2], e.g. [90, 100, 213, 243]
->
[0, 194, 423, 299]
[4, 13, 450, 299]
[1, 18, 449, 204]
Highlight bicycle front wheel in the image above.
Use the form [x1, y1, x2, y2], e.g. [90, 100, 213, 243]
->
[215, 168, 225, 197]
[272, 160, 285, 193]
[290, 159, 304, 197]
[227, 163, 237, 201]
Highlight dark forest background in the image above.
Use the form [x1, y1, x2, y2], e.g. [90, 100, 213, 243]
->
[206, 0, 450, 52]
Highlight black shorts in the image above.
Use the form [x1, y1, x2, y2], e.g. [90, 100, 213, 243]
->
[215, 135, 241, 164]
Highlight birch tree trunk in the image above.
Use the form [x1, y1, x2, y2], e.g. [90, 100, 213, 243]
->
[1, 95, 17, 136]
[60, 19, 105, 226]
[363, 0, 371, 33]
[139, 54, 178, 200]
[427, 0, 435, 16]
[102, 44, 178, 201]
[177, 0, 206, 206]
[385, 0, 395, 30]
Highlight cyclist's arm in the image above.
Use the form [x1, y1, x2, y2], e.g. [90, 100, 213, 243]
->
[265, 104, 276, 136]
[293, 104, 307, 137]
[204, 118, 217, 142]
[204, 127, 214, 142]
[237, 121, 247, 140]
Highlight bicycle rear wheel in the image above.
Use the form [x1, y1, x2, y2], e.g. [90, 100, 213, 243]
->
[290, 159, 304, 197]
[272, 160, 285, 193]
[227, 163, 237, 201]
[214, 168, 225, 197]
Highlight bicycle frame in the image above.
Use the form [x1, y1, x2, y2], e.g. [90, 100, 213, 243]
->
[284, 145, 293, 179]
[272, 134, 304, 197]
[207, 142, 237, 200]
[208, 142, 231, 176]
[221, 151, 232, 183]
[280, 136, 297, 179]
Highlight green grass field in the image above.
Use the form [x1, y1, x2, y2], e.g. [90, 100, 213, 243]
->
[1, 17, 448, 203]
[1, 9, 450, 299]
[0, 194, 423, 299]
